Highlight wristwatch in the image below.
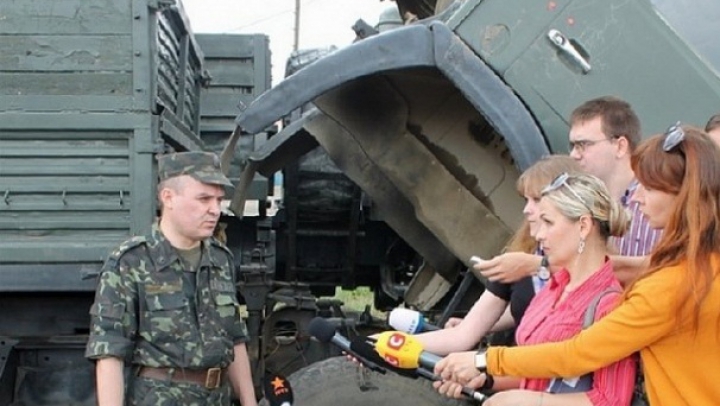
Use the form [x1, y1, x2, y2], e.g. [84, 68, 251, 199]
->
[474, 350, 487, 372]
[537, 255, 550, 281]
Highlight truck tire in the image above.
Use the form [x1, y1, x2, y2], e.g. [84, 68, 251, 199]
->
[267, 356, 473, 406]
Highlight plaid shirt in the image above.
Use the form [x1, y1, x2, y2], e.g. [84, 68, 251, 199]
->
[611, 180, 662, 256]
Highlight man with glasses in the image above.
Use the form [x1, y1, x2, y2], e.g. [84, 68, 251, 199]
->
[475, 96, 661, 285]
[567, 96, 661, 261]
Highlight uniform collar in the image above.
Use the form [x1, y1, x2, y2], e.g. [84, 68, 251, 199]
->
[146, 223, 219, 271]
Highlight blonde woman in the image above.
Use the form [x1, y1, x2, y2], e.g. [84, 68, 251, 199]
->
[436, 173, 636, 406]
[414, 156, 580, 360]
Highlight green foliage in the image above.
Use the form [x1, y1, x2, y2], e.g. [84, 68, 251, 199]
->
[333, 287, 385, 317]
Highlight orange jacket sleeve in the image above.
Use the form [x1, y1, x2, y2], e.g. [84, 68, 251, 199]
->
[487, 268, 680, 378]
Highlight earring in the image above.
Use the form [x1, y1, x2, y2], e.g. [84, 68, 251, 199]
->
[578, 238, 586, 254]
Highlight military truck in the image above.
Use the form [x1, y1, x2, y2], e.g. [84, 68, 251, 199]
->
[0, 1, 274, 404]
[225, 0, 720, 404]
[1, 0, 720, 405]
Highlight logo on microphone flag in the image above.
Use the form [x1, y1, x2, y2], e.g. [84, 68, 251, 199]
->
[383, 353, 400, 367]
[375, 331, 424, 369]
[387, 332, 406, 349]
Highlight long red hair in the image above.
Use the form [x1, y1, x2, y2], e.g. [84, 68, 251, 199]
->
[630, 126, 720, 325]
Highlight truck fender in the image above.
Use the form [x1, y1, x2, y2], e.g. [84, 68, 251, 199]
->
[232, 21, 548, 171]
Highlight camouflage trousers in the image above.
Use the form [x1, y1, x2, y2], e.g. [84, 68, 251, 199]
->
[128, 376, 232, 406]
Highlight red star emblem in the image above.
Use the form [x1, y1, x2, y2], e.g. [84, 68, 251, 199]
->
[271, 376, 285, 391]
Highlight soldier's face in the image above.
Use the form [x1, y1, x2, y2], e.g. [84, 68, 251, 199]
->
[162, 176, 225, 241]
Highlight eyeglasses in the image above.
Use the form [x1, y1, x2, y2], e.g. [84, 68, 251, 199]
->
[542, 172, 594, 216]
[663, 121, 684, 152]
[568, 138, 613, 153]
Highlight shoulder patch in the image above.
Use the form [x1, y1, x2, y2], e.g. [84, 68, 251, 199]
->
[108, 235, 148, 260]
[209, 237, 233, 257]
[208, 238, 235, 270]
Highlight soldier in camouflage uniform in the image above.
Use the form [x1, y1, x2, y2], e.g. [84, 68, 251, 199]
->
[86, 151, 258, 406]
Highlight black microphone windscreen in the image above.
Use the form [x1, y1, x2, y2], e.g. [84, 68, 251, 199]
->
[308, 317, 336, 343]
[349, 336, 383, 363]
[263, 373, 294, 406]
[350, 336, 418, 379]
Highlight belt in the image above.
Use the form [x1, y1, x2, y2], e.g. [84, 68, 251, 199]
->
[138, 366, 225, 389]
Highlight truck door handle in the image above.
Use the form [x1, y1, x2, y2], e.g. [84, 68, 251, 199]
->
[547, 29, 591, 74]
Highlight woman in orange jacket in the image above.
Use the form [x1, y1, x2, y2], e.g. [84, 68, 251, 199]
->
[436, 124, 720, 406]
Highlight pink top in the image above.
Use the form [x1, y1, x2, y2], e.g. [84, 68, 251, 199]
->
[515, 260, 636, 405]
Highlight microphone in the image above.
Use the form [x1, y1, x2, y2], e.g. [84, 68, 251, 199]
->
[307, 317, 387, 373]
[348, 335, 420, 379]
[388, 308, 440, 334]
[310, 321, 487, 404]
[374, 331, 442, 370]
[415, 368, 487, 402]
[262, 373, 293, 406]
[375, 331, 487, 403]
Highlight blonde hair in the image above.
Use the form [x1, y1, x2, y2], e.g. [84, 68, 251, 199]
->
[516, 155, 581, 199]
[541, 173, 629, 239]
[506, 155, 582, 252]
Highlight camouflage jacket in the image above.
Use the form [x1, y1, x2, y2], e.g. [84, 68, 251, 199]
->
[85, 224, 248, 368]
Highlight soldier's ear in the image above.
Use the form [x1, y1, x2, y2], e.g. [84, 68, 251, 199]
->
[159, 187, 175, 209]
